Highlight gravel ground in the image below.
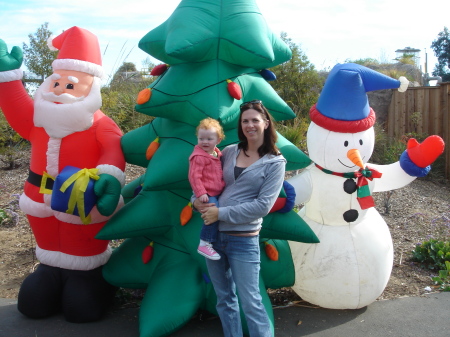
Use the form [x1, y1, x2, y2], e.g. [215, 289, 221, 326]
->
[1, 150, 448, 306]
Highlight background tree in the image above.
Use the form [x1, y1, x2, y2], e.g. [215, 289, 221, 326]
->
[102, 61, 154, 133]
[270, 33, 324, 120]
[110, 62, 140, 88]
[118, 62, 137, 72]
[346, 58, 380, 66]
[0, 109, 27, 169]
[431, 26, 450, 82]
[141, 57, 156, 74]
[270, 32, 324, 150]
[22, 22, 58, 81]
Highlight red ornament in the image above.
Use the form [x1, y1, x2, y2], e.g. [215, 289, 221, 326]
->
[264, 242, 279, 261]
[150, 64, 169, 76]
[142, 242, 154, 264]
[226, 79, 242, 100]
[180, 202, 193, 226]
[146, 137, 160, 160]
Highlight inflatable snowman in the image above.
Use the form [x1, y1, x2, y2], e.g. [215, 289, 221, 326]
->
[288, 63, 445, 309]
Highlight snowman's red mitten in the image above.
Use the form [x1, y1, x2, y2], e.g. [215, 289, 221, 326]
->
[400, 135, 445, 177]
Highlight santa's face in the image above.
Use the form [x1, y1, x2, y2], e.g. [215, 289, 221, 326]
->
[34, 70, 102, 138]
[307, 122, 375, 172]
[49, 69, 94, 99]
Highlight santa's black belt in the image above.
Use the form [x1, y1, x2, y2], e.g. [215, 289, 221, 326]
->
[27, 170, 54, 190]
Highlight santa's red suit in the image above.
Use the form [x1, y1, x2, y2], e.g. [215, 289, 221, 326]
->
[0, 43, 125, 273]
[0, 80, 125, 270]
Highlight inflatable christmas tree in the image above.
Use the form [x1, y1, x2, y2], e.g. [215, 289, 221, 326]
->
[97, 0, 318, 335]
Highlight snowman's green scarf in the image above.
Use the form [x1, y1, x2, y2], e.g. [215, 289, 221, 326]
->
[315, 164, 382, 209]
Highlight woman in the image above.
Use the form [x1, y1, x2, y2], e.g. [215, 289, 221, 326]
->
[194, 100, 285, 337]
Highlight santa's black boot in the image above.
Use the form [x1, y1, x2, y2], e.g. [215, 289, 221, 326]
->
[17, 264, 62, 318]
[61, 266, 115, 323]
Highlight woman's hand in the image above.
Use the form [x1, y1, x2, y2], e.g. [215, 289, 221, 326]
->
[201, 206, 219, 225]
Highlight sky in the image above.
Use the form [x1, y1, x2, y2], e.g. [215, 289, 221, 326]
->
[1, 0, 448, 85]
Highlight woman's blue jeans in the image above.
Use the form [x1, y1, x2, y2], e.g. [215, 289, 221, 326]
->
[199, 195, 219, 243]
[205, 232, 272, 337]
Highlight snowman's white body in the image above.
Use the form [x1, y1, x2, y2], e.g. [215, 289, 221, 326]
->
[288, 122, 415, 309]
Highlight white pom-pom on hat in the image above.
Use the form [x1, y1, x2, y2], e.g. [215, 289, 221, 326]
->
[398, 76, 409, 92]
[47, 36, 58, 51]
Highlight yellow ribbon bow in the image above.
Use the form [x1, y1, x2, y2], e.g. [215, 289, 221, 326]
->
[59, 168, 100, 225]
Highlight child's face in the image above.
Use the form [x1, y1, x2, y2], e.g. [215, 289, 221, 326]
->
[197, 128, 221, 154]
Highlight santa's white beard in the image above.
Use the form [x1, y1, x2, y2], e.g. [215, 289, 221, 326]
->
[33, 76, 102, 138]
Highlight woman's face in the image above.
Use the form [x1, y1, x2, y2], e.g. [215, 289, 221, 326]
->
[240, 108, 269, 143]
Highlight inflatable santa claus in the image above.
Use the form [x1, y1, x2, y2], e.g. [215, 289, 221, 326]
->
[0, 27, 125, 322]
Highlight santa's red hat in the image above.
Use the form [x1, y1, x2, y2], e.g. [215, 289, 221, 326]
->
[48, 26, 104, 78]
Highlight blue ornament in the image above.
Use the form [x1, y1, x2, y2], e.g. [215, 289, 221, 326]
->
[260, 69, 276, 81]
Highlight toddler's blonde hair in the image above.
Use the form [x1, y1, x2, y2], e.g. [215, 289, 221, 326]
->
[196, 118, 225, 140]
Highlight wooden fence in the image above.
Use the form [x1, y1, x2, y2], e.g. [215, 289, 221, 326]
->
[387, 82, 450, 179]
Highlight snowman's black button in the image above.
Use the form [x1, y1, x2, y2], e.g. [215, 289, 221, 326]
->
[343, 179, 357, 194]
[343, 209, 359, 222]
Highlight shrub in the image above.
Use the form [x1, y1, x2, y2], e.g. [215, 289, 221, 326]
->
[101, 84, 154, 134]
[0, 111, 23, 148]
[0, 194, 20, 227]
[278, 117, 309, 152]
[0, 209, 10, 225]
[0, 111, 29, 169]
[371, 125, 407, 165]
[431, 261, 450, 291]
[412, 238, 450, 270]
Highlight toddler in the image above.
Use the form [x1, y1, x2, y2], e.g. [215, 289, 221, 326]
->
[188, 118, 225, 260]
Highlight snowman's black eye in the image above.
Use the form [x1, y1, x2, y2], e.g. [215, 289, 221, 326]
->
[344, 141, 349, 147]
[359, 139, 363, 145]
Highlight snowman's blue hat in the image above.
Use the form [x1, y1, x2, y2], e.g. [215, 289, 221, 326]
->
[311, 63, 408, 133]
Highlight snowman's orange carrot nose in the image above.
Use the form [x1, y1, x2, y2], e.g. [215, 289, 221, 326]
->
[347, 149, 364, 168]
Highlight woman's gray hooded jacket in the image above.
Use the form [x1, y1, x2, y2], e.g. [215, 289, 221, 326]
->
[217, 144, 286, 232]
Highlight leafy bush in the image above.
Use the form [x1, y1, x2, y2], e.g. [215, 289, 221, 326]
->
[0, 110, 29, 169]
[412, 238, 450, 270]
[0, 110, 23, 147]
[278, 117, 309, 152]
[371, 125, 407, 165]
[0, 194, 20, 227]
[431, 261, 450, 291]
[101, 83, 154, 134]
[0, 209, 10, 225]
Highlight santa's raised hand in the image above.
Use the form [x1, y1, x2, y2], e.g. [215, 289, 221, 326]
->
[0, 39, 23, 72]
